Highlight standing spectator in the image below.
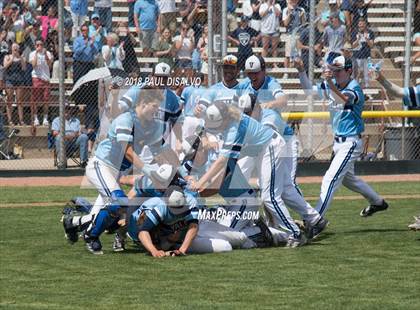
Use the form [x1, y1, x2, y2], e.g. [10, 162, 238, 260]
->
[157, 0, 177, 35]
[321, 0, 346, 28]
[180, 0, 207, 44]
[228, 16, 259, 71]
[0, 29, 9, 92]
[102, 33, 125, 70]
[29, 39, 53, 126]
[351, 0, 372, 36]
[51, 104, 89, 168]
[227, 0, 239, 32]
[296, 24, 323, 74]
[249, 0, 262, 33]
[40, 0, 58, 16]
[259, 0, 281, 60]
[68, 0, 88, 38]
[127, 0, 136, 27]
[154, 27, 175, 68]
[173, 22, 195, 69]
[22, 21, 42, 61]
[282, 0, 305, 77]
[3, 43, 26, 126]
[45, 29, 60, 79]
[194, 24, 208, 70]
[340, 0, 353, 39]
[323, 13, 346, 61]
[38, 5, 58, 42]
[4, 3, 26, 44]
[116, 21, 139, 74]
[412, 0, 420, 64]
[134, 0, 159, 58]
[352, 19, 374, 87]
[88, 13, 107, 53]
[72, 24, 98, 82]
[94, 0, 112, 32]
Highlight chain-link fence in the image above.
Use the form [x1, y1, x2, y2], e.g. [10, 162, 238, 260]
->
[0, 0, 419, 171]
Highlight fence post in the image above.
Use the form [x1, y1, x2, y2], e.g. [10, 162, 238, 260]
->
[57, 0, 66, 169]
[208, 0, 214, 85]
[221, 0, 228, 57]
[307, 0, 316, 154]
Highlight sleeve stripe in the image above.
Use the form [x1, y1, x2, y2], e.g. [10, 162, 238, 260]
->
[409, 86, 417, 107]
[116, 134, 133, 142]
[151, 209, 162, 224]
[273, 89, 284, 96]
[119, 96, 133, 106]
[344, 89, 358, 103]
[116, 128, 132, 135]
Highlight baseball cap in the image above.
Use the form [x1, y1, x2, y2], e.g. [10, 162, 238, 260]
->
[221, 54, 238, 67]
[341, 41, 353, 51]
[91, 13, 100, 20]
[154, 62, 171, 77]
[328, 55, 352, 70]
[10, 3, 19, 10]
[205, 103, 226, 129]
[245, 55, 266, 72]
[166, 186, 188, 215]
[150, 164, 175, 185]
[236, 93, 257, 113]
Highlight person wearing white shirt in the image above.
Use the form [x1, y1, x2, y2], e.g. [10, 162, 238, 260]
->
[102, 33, 126, 70]
[157, 0, 177, 34]
[29, 40, 53, 126]
[259, 0, 281, 59]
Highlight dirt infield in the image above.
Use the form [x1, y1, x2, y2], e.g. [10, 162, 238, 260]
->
[0, 174, 419, 187]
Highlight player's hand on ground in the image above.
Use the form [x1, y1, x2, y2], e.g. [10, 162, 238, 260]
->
[151, 250, 166, 258]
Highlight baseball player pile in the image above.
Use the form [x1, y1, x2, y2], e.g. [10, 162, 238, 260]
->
[61, 53, 420, 256]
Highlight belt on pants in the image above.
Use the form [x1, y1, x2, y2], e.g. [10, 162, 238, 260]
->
[334, 134, 362, 143]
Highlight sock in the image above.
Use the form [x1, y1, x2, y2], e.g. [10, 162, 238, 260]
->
[72, 214, 94, 228]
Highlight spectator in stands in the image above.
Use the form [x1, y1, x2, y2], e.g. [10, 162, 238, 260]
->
[173, 22, 195, 69]
[127, 0, 136, 27]
[0, 29, 9, 92]
[67, 0, 88, 38]
[259, 0, 281, 62]
[282, 0, 305, 76]
[157, 0, 177, 35]
[38, 5, 58, 41]
[351, 0, 372, 37]
[227, 0, 239, 32]
[29, 39, 53, 126]
[340, 0, 352, 39]
[4, 3, 26, 45]
[323, 13, 346, 61]
[352, 18, 374, 87]
[3, 43, 26, 126]
[249, 0, 262, 33]
[116, 21, 139, 74]
[72, 24, 98, 82]
[194, 24, 208, 71]
[296, 23, 323, 74]
[154, 27, 175, 68]
[321, 0, 345, 28]
[180, 0, 207, 44]
[411, 0, 420, 64]
[40, 0, 58, 17]
[52, 104, 89, 168]
[134, 0, 159, 58]
[45, 29, 60, 79]
[22, 21, 42, 61]
[102, 33, 126, 71]
[228, 16, 259, 72]
[89, 13, 107, 53]
[94, 0, 112, 32]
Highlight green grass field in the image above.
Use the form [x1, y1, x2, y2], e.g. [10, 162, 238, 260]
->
[1, 182, 419, 309]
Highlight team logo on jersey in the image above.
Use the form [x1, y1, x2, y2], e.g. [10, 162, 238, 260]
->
[238, 32, 251, 46]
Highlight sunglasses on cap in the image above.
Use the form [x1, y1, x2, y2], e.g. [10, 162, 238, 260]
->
[222, 58, 238, 66]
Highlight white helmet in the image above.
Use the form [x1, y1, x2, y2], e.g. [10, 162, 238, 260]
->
[154, 62, 171, 77]
[205, 104, 224, 129]
[166, 187, 188, 215]
[150, 164, 174, 184]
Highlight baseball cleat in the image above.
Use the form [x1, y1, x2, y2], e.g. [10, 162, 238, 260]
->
[62, 214, 79, 244]
[408, 216, 420, 231]
[83, 233, 103, 255]
[360, 200, 389, 217]
[254, 218, 274, 247]
[112, 232, 126, 252]
[305, 217, 329, 240]
[285, 233, 307, 248]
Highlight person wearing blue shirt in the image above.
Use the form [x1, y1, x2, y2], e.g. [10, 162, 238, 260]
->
[69, 0, 88, 38]
[51, 105, 89, 167]
[134, 0, 159, 57]
[88, 13, 108, 52]
[295, 55, 388, 224]
[128, 186, 199, 257]
[62, 90, 166, 254]
[189, 101, 307, 248]
[72, 24, 98, 82]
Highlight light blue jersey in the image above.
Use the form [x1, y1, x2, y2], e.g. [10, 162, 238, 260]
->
[403, 85, 420, 108]
[317, 79, 365, 136]
[260, 109, 294, 140]
[119, 86, 182, 126]
[95, 111, 162, 170]
[220, 114, 274, 159]
[240, 76, 285, 105]
[200, 81, 242, 107]
[181, 85, 207, 117]
[128, 197, 199, 242]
